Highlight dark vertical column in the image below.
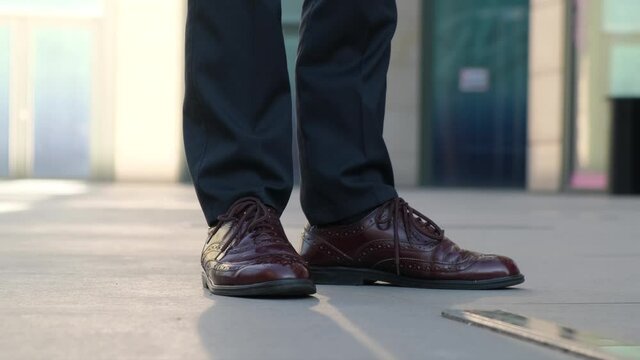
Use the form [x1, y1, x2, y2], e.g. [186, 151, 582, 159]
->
[610, 98, 640, 194]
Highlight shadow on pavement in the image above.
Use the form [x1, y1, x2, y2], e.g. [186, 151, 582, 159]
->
[198, 287, 410, 360]
[197, 285, 526, 360]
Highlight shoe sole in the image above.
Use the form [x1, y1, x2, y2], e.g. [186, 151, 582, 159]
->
[201, 272, 316, 297]
[309, 266, 524, 290]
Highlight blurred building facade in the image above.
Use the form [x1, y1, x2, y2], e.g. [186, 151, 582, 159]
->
[0, 0, 638, 193]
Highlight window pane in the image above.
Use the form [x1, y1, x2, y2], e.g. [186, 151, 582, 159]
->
[0, 27, 9, 177]
[610, 44, 640, 96]
[32, 28, 92, 179]
[604, 0, 640, 33]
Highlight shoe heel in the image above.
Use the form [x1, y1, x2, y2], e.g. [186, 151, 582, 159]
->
[201, 272, 209, 290]
[310, 267, 369, 285]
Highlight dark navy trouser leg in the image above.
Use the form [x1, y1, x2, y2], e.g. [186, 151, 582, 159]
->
[184, 0, 294, 226]
[297, 0, 399, 225]
[184, 0, 399, 226]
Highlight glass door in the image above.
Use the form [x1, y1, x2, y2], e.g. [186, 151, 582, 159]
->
[31, 26, 94, 178]
[0, 2, 105, 179]
[423, 0, 529, 187]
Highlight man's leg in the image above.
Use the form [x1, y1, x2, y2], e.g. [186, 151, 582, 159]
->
[184, 0, 293, 226]
[185, 0, 314, 297]
[296, 0, 399, 225]
[296, 1, 524, 290]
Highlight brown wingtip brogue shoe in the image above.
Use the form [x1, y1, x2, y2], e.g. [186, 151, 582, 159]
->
[201, 197, 316, 297]
[301, 197, 524, 290]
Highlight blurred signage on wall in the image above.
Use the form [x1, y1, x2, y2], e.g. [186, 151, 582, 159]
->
[458, 67, 490, 93]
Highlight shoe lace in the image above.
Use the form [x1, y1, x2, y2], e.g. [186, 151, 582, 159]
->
[209, 197, 281, 253]
[374, 197, 445, 275]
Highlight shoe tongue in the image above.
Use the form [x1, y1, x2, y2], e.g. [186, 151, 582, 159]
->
[415, 219, 444, 240]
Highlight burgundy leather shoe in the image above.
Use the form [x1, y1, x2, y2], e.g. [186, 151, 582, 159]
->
[301, 197, 524, 290]
[201, 197, 316, 297]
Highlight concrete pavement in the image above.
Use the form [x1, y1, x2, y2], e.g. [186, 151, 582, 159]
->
[1, 180, 639, 359]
